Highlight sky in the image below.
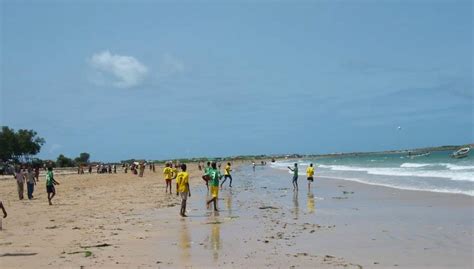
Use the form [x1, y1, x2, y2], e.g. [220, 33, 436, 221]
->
[1, 0, 472, 162]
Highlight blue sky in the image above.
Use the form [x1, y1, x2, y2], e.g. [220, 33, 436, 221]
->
[1, 0, 472, 161]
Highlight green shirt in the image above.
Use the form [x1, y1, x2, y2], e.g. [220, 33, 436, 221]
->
[293, 167, 298, 177]
[207, 168, 221, 187]
[46, 171, 54, 186]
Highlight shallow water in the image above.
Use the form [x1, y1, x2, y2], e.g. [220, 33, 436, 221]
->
[271, 151, 474, 196]
[146, 164, 473, 268]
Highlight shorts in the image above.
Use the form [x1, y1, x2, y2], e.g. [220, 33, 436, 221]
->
[46, 185, 55, 194]
[180, 192, 188, 201]
[307, 177, 314, 182]
[292, 176, 298, 183]
[224, 175, 232, 179]
[166, 179, 172, 184]
[210, 186, 219, 198]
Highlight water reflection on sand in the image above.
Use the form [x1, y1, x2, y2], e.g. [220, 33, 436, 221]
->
[307, 189, 315, 214]
[179, 220, 192, 265]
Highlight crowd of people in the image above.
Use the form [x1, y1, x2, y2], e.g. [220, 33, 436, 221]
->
[2, 159, 316, 221]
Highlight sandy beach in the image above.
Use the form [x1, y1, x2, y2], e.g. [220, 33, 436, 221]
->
[0, 163, 472, 268]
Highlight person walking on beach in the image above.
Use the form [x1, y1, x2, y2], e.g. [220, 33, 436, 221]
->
[34, 166, 40, 181]
[172, 163, 178, 181]
[163, 163, 173, 194]
[220, 162, 233, 189]
[306, 163, 315, 189]
[14, 167, 25, 200]
[202, 161, 211, 192]
[0, 201, 7, 219]
[26, 167, 37, 199]
[206, 162, 222, 211]
[288, 163, 298, 191]
[139, 162, 145, 177]
[176, 164, 191, 217]
[46, 167, 60, 205]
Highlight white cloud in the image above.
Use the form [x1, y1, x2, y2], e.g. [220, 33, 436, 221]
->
[88, 50, 148, 88]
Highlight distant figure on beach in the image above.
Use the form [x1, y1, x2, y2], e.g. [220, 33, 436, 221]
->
[252, 162, 256, 171]
[152, 163, 155, 173]
[306, 163, 314, 189]
[202, 161, 211, 192]
[0, 201, 7, 219]
[46, 167, 60, 205]
[198, 162, 202, 171]
[113, 164, 117, 173]
[176, 163, 191, 217]
[14, 167, 25, 200]
[172, 163, 178, 181]
[138, 163, 145, 177]
[34, 166, 40, 181]
[88, 165, 92, 174]
[220, 162, 233, 188]
[163, 163, 173, 194]
[206, 162, 222, 211]
[124, 164, 128, 173]
[26, 167, 36, 199]
[288, 163, 298, 191]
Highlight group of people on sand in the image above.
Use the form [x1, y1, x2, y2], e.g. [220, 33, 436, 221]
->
[288, 163, 315, 191]
[8, 165, 60, 208]
[164, 161, 233, 217]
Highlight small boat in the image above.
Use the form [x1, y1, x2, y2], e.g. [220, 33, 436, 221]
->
[407, 151, 431, 159]
[451, 147, 470, 159]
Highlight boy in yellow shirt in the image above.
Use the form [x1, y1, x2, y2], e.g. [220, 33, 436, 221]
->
[306, 163, 315, 189]
[176, 164, 191, 217]
[220, 162, 233, 189]
[163, 163, 173, 194]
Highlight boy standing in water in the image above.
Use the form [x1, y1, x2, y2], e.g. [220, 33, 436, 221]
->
[306, 163, 315, 189]
[206, 162, 222, 211]
[176, 164, 191, 217]
[202, 161, 211, 192]
[220, 162, 233, 189]
[163, 163, 173, 194]
[288, 163, 298, 191]
[46, 167, 60, 205]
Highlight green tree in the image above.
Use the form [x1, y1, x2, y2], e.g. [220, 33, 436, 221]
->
[74, 152, 90, 164]
[0, 126, 45, 162]
[56, 154, 75, 167]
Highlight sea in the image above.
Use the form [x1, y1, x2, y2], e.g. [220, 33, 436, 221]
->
[270, 150, 474, 196]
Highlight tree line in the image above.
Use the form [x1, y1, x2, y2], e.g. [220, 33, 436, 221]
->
[0, 126, 91, 170]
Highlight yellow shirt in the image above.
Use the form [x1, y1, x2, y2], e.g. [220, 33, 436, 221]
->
[306, 167, 315, 177]
[224, 165, 231, 176]
[176, 171, 189, 193]
[172, 168, 178, 178]
[163, 167, 173, 180]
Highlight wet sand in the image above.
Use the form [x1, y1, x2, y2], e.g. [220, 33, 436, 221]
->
[0, 163, 473, 268]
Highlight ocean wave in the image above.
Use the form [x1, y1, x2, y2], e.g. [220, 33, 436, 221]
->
[400, 162, 474, 171]
[317, 164, 474, 182]
[400, 163, 431, 168]
[316, 176, 474, 197]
